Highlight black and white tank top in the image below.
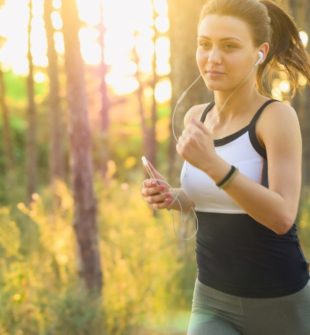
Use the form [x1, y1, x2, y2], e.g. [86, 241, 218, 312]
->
[180, 99, 309, 298]
[181, 100, 270, 212]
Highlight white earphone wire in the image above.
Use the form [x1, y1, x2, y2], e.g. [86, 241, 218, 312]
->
[149, 54, 263, 241]
[171, 74, 202, 142]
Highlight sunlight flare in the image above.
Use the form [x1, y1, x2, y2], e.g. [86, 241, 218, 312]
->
[299, 30, 308, 47]
[0, 0, 171, 96]
[155, 78, 171, 103]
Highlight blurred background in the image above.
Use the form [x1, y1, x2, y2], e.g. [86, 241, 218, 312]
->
[0, 0, 309, 334]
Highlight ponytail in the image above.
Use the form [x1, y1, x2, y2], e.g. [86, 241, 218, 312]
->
[258, 0, 310, 97]
[199, 0, 310, 98]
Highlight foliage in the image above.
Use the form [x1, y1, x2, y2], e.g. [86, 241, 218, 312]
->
[0, 174, 195, 334]
[95, 167, 193, 334]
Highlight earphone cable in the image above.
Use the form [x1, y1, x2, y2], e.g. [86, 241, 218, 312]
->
[158, 56, 262, 240]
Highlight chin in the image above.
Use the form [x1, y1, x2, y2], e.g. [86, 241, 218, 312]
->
[203, 78, 235, 92]
[204, 81, 224, 91]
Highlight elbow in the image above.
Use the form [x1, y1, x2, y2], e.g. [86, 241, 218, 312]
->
[272, 212, 296, 235]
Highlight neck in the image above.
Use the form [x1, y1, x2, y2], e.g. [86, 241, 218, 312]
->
[213, 81, 261, 120]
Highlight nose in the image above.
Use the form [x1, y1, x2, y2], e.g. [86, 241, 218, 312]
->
[208, 48, 222, 64]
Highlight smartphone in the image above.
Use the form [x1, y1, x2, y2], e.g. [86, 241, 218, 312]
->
[141, 156, 158, 182]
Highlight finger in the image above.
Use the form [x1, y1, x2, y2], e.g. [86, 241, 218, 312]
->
[181, 124, 203, 142]
[177, 134, 187, 145]
[144, 179, 162, 188]
[147, 193, 167, 204]
[142, 183, 169, 196]
[151, 190, 173, 203]
[148, 185, 166, 196]
[176, 141, 185, 158]
[156, 198, 174, 209]
[190, 118, 210, 135]
[179, 126, 194, 143]
[183, 128, 198, 141]
[178, 129, 197, 147]
[151, 193, 174, 209]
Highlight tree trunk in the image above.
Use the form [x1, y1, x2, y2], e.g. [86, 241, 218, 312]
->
[26, 0, 37, 201]
[132, 39, 148, 157]
[44, 0, 65, 183]
[133, 1, 160, 169]
[167, 0, 210, 185]
[0, 67, 14, 199]
[98, 1, 110, 178]
[147, 0, 159, 167]
[0, 68, 14, 171]
[61, 0, 102, 293]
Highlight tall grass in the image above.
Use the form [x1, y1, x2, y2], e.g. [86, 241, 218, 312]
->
[0, 171, 195, 334]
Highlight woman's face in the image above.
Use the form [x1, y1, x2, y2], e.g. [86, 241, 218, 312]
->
[196, 15, 261, 92]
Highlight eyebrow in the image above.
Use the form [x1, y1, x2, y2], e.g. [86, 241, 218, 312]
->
[197, 36, 242, 42]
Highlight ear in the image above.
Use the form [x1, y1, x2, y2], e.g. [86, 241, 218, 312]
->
[255, 51, 264, 66]
[257, 42, 270, 64]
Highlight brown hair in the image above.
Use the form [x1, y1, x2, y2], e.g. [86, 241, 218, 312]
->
[199, 0, 310, 97]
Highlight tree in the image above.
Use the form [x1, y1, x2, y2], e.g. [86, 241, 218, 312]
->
[133, 0, 162, 170]
[132, 36, 148, 159]
[61, 0, 102, 293]
[0, 64, 14, 199]
[44, 0, 66, 183]
[146, 0, 160, 168]
[0, 3, 14, 198]
[97, 0, 110, 177]
[26, 0, 38, 201]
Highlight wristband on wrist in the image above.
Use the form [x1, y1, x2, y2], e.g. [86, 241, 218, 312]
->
[216, 165, 238, 189]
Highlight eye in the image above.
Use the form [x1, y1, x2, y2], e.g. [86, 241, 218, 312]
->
[222, 42, 240, 51]
[224, 44, 236, 49]
[198, 41, 211, 50]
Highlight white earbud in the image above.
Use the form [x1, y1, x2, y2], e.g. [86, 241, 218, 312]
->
[255, 51, 264, 66]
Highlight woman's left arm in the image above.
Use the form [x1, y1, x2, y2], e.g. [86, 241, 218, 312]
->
[177, 102, 302, 235]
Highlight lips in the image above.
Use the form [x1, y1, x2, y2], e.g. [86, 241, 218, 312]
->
[205, 70, 225, 75]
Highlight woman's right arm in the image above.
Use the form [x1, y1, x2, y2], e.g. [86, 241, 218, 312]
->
[141, 181, 194, 212]
[141, 104, 207, 212]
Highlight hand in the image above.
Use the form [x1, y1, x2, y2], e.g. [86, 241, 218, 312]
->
[141, 161, 174, 210]
[176, 118, 217, 172]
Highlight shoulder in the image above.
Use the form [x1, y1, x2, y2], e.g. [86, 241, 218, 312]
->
[256, 100, 301, 148]
[184, 102, 211, 126]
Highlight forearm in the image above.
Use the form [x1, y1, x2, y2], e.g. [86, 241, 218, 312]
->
[205, 158, 300, 235]
[168, 188, 195, 212]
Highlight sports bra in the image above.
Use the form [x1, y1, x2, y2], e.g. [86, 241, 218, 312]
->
[181, 99, 275, 212]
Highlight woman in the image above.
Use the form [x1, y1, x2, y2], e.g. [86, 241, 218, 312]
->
[141, 0, 310, 334]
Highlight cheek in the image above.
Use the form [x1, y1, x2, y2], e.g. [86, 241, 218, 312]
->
[226, 55, 254, 76]
[196, 49, 206, 68]
[239, 59, 256, 77]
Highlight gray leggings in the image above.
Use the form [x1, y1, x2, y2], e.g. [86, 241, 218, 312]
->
[188, 279, 310, 335]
